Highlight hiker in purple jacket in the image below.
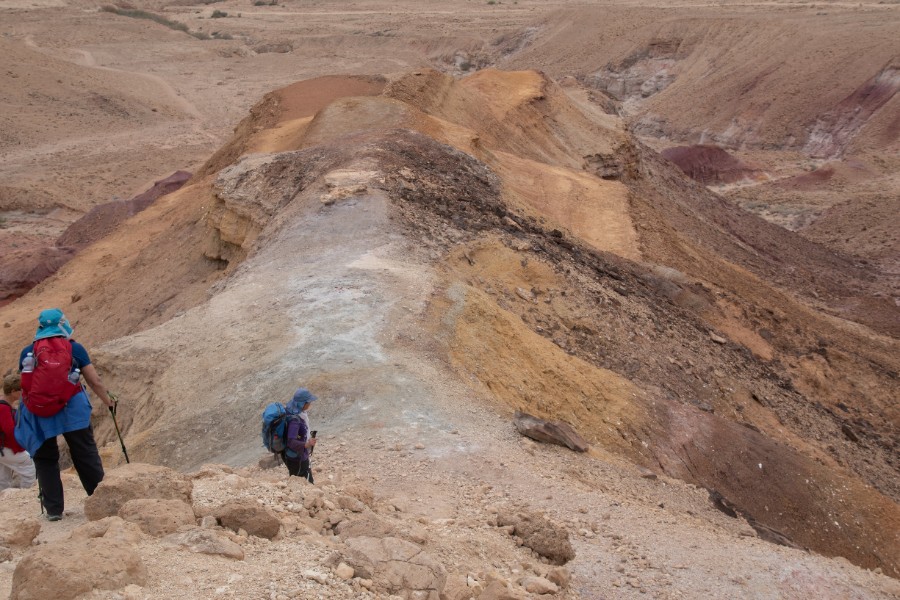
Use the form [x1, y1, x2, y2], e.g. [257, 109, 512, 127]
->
[282, 388, 317, 482]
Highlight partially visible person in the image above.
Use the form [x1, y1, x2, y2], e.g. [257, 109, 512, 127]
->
[282, 388, 317, 483]
[16, 308, 115, 521]
[0, 374, 36, 490]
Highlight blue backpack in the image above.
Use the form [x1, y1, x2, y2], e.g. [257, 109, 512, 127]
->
[261, 402, 292, 453]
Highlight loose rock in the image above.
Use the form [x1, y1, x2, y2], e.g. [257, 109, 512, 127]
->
[163, 528, 245, 560]
[11, 539, 146, 600]
[84, 463, 193, 521]
[118, 498, 196, 536]
[215, 499, 282, 539]
[0, 516, 40, 548]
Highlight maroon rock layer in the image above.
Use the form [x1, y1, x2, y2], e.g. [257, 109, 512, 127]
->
[661, 145, 763, 185]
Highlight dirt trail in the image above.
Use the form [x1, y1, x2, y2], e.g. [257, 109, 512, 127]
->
[70, 49, 205, 123]
[18, 35, 209, 143]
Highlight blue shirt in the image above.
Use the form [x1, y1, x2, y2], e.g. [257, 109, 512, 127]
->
[15, 339, 95, 454]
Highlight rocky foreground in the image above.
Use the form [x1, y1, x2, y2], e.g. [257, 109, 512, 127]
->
[1, 452, 898, 600]
[0, 461, 575, 600]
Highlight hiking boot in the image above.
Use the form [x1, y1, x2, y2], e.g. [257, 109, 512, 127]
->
[46, 514, 62, 522]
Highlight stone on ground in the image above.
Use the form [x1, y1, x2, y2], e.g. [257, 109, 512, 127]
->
[513, 411, 589, 452]
[70, 516, 144, 545]
[496, 511, 575, 565]
[342, 535, 446, 599]
[84, 463, 193, 520]
[163, 528, 245, 560]
[0, 515, 41, 548]
[118, 498, 197, 536]
[11, 539, 146, 600]
[214, 499, 281, 539]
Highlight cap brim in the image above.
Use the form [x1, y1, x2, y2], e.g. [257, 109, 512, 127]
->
[34, 321, 73, 340]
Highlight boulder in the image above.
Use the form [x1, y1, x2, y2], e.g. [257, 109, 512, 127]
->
[84, 463, 193, 521]
[163, 528, 245, 560]
[335, 514, 395, 539]
[335, 562, 355, 580]
[11, 539, 146, 600]
[214, 500, 281, 539]
[342, 536, 446, 599]
[477, 581, 526, 600]
[519, 576, 558, 595]
[547, 566, 571, 589]
[343, 483, 375, 508]
[496, 511, 574, 565]
[337, 495, 366, 513]
[513, 411, 589, 452]
[119, 498, 196, 536]
[70, 516, 143, 545]
[440, 572, 474, 600]
[0, 515, 41, 548]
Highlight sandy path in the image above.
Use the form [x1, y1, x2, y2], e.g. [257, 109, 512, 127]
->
[5, 35, 214, 165]
[72, 50, 204, 122]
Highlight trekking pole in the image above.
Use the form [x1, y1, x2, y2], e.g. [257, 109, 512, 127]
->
[107, 392, 130, 464]
[306, 430, 317, 483]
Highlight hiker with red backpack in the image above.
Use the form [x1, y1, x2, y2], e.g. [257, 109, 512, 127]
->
[15, 308, 115, 521]
[0, 374, 35, 490]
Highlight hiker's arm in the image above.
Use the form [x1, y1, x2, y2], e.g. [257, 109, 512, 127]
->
[285, 418, 306, 453]
[299, 418, 316, 449]
[81, 364, 114, 408]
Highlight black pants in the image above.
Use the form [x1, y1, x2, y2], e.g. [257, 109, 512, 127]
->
[282, 453, 313, 483]
[33, 425, 105, 515]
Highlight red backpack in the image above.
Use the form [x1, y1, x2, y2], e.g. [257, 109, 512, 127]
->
[21, 338, 82, 417]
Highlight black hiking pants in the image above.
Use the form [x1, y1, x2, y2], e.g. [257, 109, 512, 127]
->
[33, 425, 105, 516]
[282, 453, 313, 483]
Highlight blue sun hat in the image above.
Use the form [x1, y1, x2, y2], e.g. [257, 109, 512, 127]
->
[287, 388, 317, 414]
[34, 308, 74, 341]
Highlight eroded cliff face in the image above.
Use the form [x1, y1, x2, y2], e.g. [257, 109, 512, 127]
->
[2, 69, 897, 578]
[804, 65, 900, 159]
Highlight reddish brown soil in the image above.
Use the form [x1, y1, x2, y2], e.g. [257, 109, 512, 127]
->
[0, 172, 192, 307]
[57, 170, 191, 248]
[0, 242, 75, 306]
[660, 144, 764, 185]
[775, 166, 836, 190]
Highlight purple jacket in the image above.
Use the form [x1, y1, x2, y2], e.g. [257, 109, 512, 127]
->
[285, 415, 310, 461]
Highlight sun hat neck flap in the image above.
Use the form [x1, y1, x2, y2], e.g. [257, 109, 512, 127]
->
[287, 388, 318, 413]
[34, 308, 74, 341]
